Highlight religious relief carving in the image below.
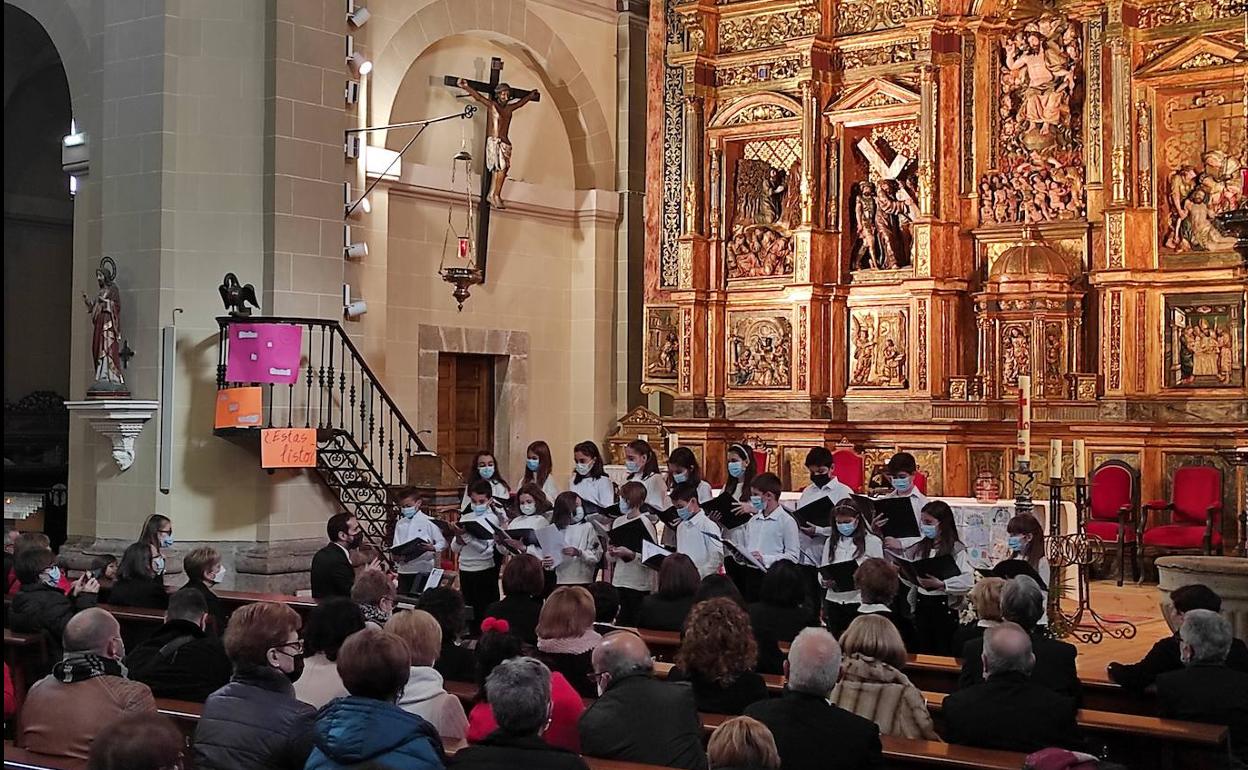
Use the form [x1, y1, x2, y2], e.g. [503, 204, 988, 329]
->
[1138, 0, 1243, 29]
[660, 65, 684, 288]
[718, 57, 803, 88]
[916, 300, 928, 390]
[727, 312, 793, 389]
[725, 104, 798, 125]
[849, 124, 919, 270]
[680, 307, 693, 392]
[1042, 322, 1065, 397]
[849, 308, 909, 388]
[719, 8, 820, 54]
[1158, 88, 1245, 256]
[1000, 324, 1032, 389]
[798, 306, 808, 391]
[979, 15, 1086, 225]
[727, 138, 801, 281]
[840, 39, 921, 69]
[1164, 293, 1244, 388]
[645, 308, 680, 381]
[1108, 292, 1122, 391]
[837, 0, 930, 36]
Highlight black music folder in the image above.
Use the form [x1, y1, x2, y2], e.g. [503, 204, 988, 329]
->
[793, 496, 835, 528]
[581, 500, 621, 519]
[390, 537, 430, 561]
[895, 553, 961, 583]
[860, 495, 920, 540]
[647, 504, 683, 529]
[609, 517, 654, 553]
[460, 518, 498, 541]
[723, 538, 765, 570]
[640, 541, 674, 570]
[819, 560, 859, 593]
[978, 559, 1047, 591]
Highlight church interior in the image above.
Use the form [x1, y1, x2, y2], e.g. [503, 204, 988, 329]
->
[3, 0, 1248, 767]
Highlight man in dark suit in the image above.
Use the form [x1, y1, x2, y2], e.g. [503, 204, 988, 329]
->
[579, 631, 707, 770]
[958, 574, 1080, 702]
[310, 512, 364, 599]
[1109, 583, 1248, 692]
[1157, 609, 1248, 767]
[745, 627, 882, 770]
[944, 622, 1079, 753]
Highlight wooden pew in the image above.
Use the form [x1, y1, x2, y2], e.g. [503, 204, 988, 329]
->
[156, 697, 204, 739]
[1, 742, 85, 770]
[652, 660, 785, 693]
[3, 629, 47, 714]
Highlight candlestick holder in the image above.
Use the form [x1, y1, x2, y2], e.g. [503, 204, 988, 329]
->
[1073, 477, 1088, 527]
[1045, 478, 1064, 536]
[1011, 459, 1036, 517]
[1048, 532, 1137, 645]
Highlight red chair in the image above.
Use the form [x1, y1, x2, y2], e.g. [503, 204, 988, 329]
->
[1140, 465, 1223, 558]
[751, 448, 768, 475]
[832, 442, 866, 492]
[913, 471, 929, 495]
[1086, 460, 1140, 586]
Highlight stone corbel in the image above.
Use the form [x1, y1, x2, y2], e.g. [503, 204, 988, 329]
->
[66, 399, 159, 472]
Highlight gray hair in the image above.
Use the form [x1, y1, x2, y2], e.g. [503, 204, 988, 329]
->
[983, 621, 1034, 677]
[1180, 609, 1233, 665]
[786, 627, 841, 696]
[597, 632, 655, 680]
[1001, 575, 1046, 628]
[486, 656, 552, 735]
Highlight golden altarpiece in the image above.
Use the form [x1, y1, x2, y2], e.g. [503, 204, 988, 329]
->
[640, 0, 1247, 544]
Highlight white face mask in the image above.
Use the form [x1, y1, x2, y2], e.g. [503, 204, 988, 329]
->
[210, 565, 228, 584]
[520, 502, 537, 516]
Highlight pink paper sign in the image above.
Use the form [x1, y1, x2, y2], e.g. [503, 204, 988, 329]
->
[226, 323, 303, 385]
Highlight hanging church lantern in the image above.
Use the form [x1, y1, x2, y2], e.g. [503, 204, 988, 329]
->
[438, 145, 482, 311]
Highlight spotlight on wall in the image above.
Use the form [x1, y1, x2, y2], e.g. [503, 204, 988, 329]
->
[344, 182, 371, 219]
[343, 284, 368, 319]
[344, 134, 361, 159]
[345, 79, 360, 104]
[347, 51, 373, 76]
[347, 6, 371, 27]
[343, 225, 368, 260]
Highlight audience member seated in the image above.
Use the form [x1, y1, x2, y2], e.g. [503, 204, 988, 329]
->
[467, 620, 584, 752]
[306, 627, 445, 770]
[10, 544, 99, 660]
[484, 554, 546, 645]
[951, 577, 1004, 658]
[638, 553, 700, 632]
[294, 597, 366, 708]
[452, 657, 591, 770]
[182, 546, 227, 633]
[352, 566, 397, 627]
[943, 622, 1078, 753]
[89, 554, 118, 604]
[4, 662, 15, 721]
[420, 587, 479, 683]
[580, 631, 707, 770]
[1108, 583, 1248, 691]
[851, 557, 917, 651]
[311, 512, 368, 600]
[7, 533, 71, 597]
[745, 627, 882, 770]
[589, 581, 621, 633]
[193, 602, 316, 770]
[87, 712, 184, 770]
[749, 561, 816, 675]
[669, 597, 768, 715]
[537, 586, 603, 698]
[830, 615, 939, 740]
[706, 716, 782, 770]
[17, 608, 156, 762]
[386, 609, 470, 742]
[695, 573, 747, 608]
[107, 541, 169, 610]
[959, 575, 1079, 701]
[124, 587, 232, 701]
[1156, 609, 1248, 767]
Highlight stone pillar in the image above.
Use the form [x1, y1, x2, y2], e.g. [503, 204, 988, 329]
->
[615, 0, 649, 413]
[1157, 556, 1248, 643]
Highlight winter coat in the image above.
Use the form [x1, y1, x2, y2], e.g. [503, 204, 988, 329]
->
[397, 666, 469, 742]
[192, 665, 317, 770]
[124, 618, 232, 702]
[830, 653, 940, 740]
[306, 695, 446, 770]
[450, 730, 589, 770]
[10, 582, 98, 661]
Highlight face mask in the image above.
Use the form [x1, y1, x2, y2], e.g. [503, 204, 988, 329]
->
[43, 566, 62, 587]
[920, 524, 939, 540]
[625, 460, 640, 474]
[400, 505, 419, 519]
[283, 652, 305, 684]
[159, 534, 175, 548]
[472, 503, 490, 514]
[478, 465, 495, 480]
[672, 471, 689, 484]
[152, 556, 167, 576]
[810, 473, 831, 488]
[678, 505, 695, 521]
[573, 506, 586, 523]
[520, 502, 537, 516]
[618, 500, 631, 515]
[750, 495, 764, 512]
[1007, 535, 1024, 552]
[575, 462, 591, 476]
[210, 565, 227, 584]
[836, 522, 857, 537]
[727, 461, 745, 478]
[526, 458, 540, 472]
[891, 477, 913, 494]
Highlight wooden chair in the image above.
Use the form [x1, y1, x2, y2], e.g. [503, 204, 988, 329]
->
[831, 441, 866, 492]
[1086, 459, 1141, 586]
[1141, 465, 1223, 559]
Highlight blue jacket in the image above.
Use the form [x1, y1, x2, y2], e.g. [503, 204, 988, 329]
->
[306, 696, 445, 770]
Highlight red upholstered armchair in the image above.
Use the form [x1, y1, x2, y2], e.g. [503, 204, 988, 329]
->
[1086, 460, 1140, 586]
[1140, 465, 1223, 558]
[913, 471, 929, 495]
[752, 448, 768, 475]
[831, 443, 865, 492]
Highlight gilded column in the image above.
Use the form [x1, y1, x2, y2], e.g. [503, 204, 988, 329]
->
[1106, 2, 1131, 206]
[799, 80, 820, 229]
[681, 95, 705, 236]
[918, 63, 937, 218]
[1085, 16, 1104, 189]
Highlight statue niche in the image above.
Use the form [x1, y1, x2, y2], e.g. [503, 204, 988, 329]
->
[847, 123, 919, 271]
[727, 146, 800, 281]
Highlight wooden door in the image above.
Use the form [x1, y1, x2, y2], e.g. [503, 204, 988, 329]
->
[436, 353, 495, 477]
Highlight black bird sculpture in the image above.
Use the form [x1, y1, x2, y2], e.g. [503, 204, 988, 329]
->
[219, 273, 261, 317]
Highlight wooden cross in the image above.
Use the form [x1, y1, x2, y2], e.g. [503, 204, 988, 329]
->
[856, 137, 915, 207]
[442, 57, 540, 282]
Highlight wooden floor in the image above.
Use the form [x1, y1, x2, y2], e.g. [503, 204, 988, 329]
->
[1061, 580, 1167, 678]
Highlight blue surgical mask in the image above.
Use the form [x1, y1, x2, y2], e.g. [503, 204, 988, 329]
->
[750, 495, 764, 512]
[678, 505, 695, 521]
[575, 462, 591, 476]
[160, 533, 175, 548]
[472, 503, 490, 514]
[618, 500, 631, 515]
[891, 477, 913, 494]
[625, 460, 640, 474]
[520, 502, 537, 516]
[1007, 535, 1024, 552]
[727, 461, 745, 478]
[672, 471, 689, 484]
[153, 555, 167, 575]
[837, 522, 857, 537]
[920, 524, 939, 540]
[478, 465, 495, 480]
[573, 506, 586, 522]
[400, 505, 418, 519]
[43, 566, 62, 587]
[526, 458, 540, 472]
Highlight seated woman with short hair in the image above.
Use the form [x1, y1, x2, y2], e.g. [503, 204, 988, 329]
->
[483, 554, 546, 645]
[536, 586, 603, 699]
[385, 609, 470, 742]
[637, 553, 700, 632]
[707, 715, 781, 770]
[669, 597, 769, 715]
[108, 542, 169, 610]
[294, 598, 366, 709]
[830, 615, 939, 740]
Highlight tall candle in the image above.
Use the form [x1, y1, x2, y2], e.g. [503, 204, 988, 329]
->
[1050, 439, 1062, 479]
[1017, 376, 1032, 463]
[1073, 439, 1086, 479]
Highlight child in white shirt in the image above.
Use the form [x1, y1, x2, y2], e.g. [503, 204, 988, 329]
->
[451, 479, 506, 633]
[460, 450, 512, 512]
[391, 487, 446, 596]
[670, 484, 724, 578]
[569, 440, 616, 510]
[608, 481, 658, 625]
[820, 498, 883, 636]
[551, 491, 602, 587]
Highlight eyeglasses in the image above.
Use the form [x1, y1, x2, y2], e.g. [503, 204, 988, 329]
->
[585, 670, 610, 685]
[272, 640, 304, 655]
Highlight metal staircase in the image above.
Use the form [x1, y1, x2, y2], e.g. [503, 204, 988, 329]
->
[215, 316, 442, 552]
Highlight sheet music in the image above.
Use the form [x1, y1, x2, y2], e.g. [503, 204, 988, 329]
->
[536, 526, 567, 569]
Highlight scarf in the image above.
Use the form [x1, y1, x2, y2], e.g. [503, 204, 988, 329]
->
[361, 603, 391, 626]
[537, 629, 602, 655]
[53, 652, 126, 683]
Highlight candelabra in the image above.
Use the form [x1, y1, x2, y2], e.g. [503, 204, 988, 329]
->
[1011, 459, 1036, 518]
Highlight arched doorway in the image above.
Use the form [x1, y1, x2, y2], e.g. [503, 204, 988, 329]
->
[4, 3, 74, 547]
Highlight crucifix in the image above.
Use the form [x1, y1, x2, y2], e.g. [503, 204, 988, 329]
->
[443, 57, 540, 281]
[856, 137, 915, 208]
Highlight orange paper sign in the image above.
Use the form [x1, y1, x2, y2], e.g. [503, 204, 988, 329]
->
[261, 428, 318, 468]
[215, 387, 263, 429]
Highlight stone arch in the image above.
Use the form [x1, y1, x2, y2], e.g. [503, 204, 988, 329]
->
[3, 1, 91, 128]
[372, 0, 612, 190]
